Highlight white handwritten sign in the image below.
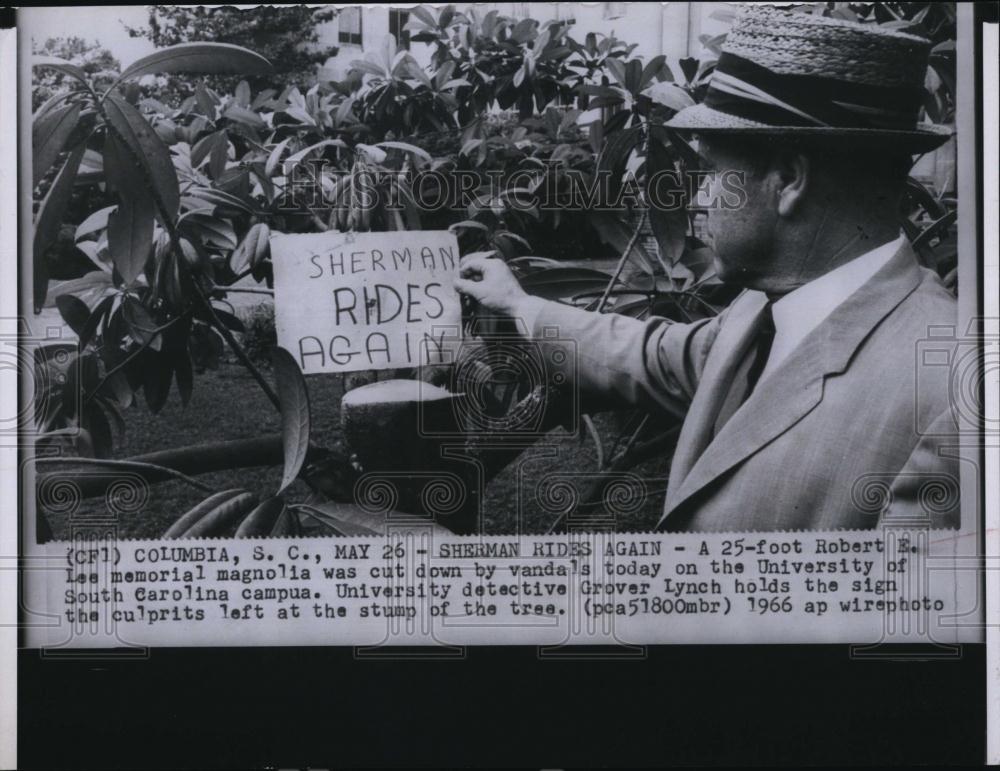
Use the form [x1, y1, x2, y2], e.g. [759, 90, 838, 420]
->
[270, 230, 462, 374]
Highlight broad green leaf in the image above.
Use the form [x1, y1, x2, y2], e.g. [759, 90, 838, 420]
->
[642, 81, 695, 112]
[186, 186, 256, 215]
[108, 196, 155, 286]
[181, 491, 259, 538]
[43, 271, 114, 308]
[142, 350, 173, 413]
[194, 82, 217, 118]
[74, 294, 113, 349]
[448, 220, 489, 232]
[118, 42, 272, 83]
[376, 141, 433, 163]
[350, 59, 388, 78]
[646, 136, 688, 267]
[32, 102, 80, 187]
[234, 80, 252, 107]
[355, 143, 387, 163]
[72, 241, 111, 273]
[189, 130, 219, 168]
[164, 489, 244, 539]
[295, 500, 450, 536]
[208, 132, 229, 180]
[75, 205, 116, 241]
[122, 296, 160, 349]
[33, 143, 85, 310]
[55, 294, 91, 337]
[104, 92, 180, 222]
[181, 213, 237, 250]
[284, 139, 346, 168]
[294, 502, 383, 536]
[605, 57, 628, 89]
[235, 496, 287, 538]
[230, 222, 270, 274]
[272, 347, 311, 495]
[223, 103, 266, 129]
[102, 132, 148, 202]
[33, 56, 90, 87]
[265, 137, 292, 177]
[639, 55, 670, 89]
[174, 349, 193, 406]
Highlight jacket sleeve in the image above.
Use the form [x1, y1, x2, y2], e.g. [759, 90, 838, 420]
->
[518, 295, 727, 415]
[881, 408, 962, 529]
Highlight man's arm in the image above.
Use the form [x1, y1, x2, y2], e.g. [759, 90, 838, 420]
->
[881, 408, 962, 529]
[455, 253, 726, 414]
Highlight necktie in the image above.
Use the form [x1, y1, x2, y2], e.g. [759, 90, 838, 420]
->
[713, 301, 775, 436]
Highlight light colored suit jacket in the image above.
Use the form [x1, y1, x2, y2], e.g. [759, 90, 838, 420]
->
[530, 242, 961, 531]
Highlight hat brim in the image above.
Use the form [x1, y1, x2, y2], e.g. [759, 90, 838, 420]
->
[665, 103, 953, 154]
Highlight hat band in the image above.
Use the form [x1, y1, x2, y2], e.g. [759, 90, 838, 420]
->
[703, 53, 923, 131]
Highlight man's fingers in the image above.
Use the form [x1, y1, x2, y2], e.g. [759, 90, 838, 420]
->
[459, 251, 496, 278]
[453, 277, 481, 297]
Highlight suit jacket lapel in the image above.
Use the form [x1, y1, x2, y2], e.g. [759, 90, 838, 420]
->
[658, 241, 925, 529]
[665, 290, 767, 495]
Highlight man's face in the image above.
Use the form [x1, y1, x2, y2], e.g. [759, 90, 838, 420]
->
[697, 136, 780, 289]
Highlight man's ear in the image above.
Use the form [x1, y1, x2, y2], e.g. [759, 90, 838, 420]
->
[774, 149, 810, 217]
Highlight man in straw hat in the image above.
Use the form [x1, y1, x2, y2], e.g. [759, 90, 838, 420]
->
[456, 5, 959, 531]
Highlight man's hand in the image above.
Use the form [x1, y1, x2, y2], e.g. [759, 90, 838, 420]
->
[454, 251, 529, 317]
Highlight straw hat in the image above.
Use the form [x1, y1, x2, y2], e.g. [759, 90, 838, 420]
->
[666, 5, 952, 153]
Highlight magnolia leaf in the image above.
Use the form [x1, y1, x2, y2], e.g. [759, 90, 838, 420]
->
[223, 103, 266, 129]
[164, 489, 244, 538]
[55, 294, 91, 337]
[189, 131, 217, 168]
[32, 56, 90, 87]
[294, 502, 383, 536]
[376, 141, 432, 163]
[350, 59, 387, 78]
[448, 220, 489, 232]
[104, 93, 180, 223]
[355, 143, 387, 164]
[108, 196, 155, 286]
[265, 137, 292, 177]
[103, 131, 151, 207]
[234, 80, 252, 107]
[174, 348, 193, 406]
[44, 272, 114, 309]
[230, 222, 270, 274]
[642, 81, 695, 112]
[181, 213, 237, 250]
[646, 136, 688, 267]
[75, 205, 116, 242]
[33, 143, 85, 310]
[179, 491, 259, 538]
[272, 346, 311, 495]
[208, 132, 229, 180]
[72, 241, 111, 273]
[235, 496, 287, 538]
[284, 138, 346, 168]
[32, 101, 81, 187]
[122, 296, 160, 348]
[118, 43, 272, 83]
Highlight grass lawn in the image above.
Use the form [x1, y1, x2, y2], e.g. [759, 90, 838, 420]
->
[42, 360, 670, 539]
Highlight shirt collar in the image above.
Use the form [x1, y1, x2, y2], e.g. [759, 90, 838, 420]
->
[763, 234, 905, 378]
[771, 234, 905, 328]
